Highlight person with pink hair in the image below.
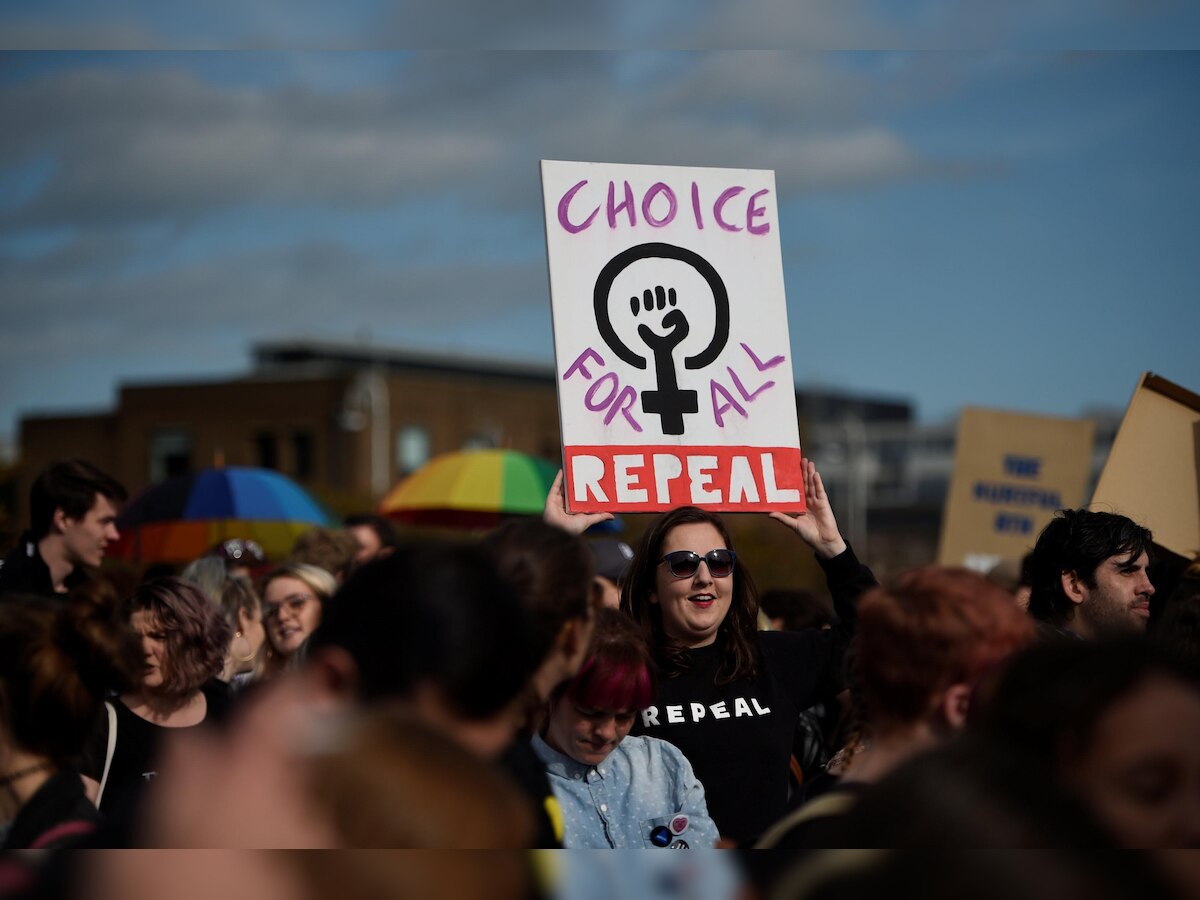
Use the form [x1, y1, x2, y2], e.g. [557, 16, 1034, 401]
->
[532, 609, 719, 848]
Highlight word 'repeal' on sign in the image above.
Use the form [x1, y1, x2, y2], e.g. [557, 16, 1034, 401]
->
[541, 159, 804, 513]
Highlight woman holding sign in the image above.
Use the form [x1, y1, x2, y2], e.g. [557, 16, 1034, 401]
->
[545, 459, 875, 845]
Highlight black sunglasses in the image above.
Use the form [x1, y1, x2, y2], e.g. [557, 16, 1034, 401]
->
[658, 549, 736, 579]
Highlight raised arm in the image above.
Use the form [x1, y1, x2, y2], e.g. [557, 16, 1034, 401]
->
[543, 469, 615, 536]
[769, 457, 877, 624]
[768, 458, 847, 559]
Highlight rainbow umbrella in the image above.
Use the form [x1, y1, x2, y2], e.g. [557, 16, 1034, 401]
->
[110, 466, 334, 563]
[377, 448, 560, 528]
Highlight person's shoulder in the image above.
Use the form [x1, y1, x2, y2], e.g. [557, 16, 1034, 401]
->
[754, 781, 866, 849]
[0, 536, 43, 594]
[1, 533, 35, 563]
[1034, 619, 1082, 642]
[623, 734, 694, 771]
[614, 732, 668, 764]
[757, 628, 807, 644]
[622, 732, 669, 752]
[755, 628, 833, 683]
[756, 627, 821, 653]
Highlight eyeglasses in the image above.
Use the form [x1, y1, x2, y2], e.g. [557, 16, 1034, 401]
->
[658, 549, 736, 579]
[263, 593, 315, 620]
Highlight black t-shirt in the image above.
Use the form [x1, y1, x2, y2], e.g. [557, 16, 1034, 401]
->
[632, 629, 844, 844]
[630, 545, 874, 845]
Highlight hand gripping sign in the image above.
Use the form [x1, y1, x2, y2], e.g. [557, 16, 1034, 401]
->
[541, 160, 804, 514]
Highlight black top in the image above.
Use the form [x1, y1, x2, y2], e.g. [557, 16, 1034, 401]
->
[79, 680, 232, 816]
[0, 532, 88, 599]
[631, 544, 875, 845]
[0, 767, 100, 850]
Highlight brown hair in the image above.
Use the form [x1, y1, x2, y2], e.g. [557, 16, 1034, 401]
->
[621, 506, 760, 684]
[854, 566, 1035, 732]
[552, 607, 656, 713]
[308, 711, 534, 848]
[220, 573, 261, 623]
[0, 583, 143, 765]
[30, 458, 127, 539]
[223, 574, 266, 679]
[482, 518, 595, 666]
[289, 528, 360, 582]
[129, 576, 231, 699]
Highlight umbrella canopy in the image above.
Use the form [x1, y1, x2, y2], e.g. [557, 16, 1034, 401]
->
[111, 466, 333, 563]
[377, 448, 560, 528]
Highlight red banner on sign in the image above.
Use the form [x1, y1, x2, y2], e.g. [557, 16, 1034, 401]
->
[564, 445, 805, 513]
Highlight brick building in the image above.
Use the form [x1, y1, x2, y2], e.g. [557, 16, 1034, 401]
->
[17, 340, 964, 582]
[18, 340, 564, 516]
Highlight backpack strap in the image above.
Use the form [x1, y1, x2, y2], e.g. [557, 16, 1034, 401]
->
[95, 701, 117, 809]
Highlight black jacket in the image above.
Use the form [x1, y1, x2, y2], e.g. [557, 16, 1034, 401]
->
[0, 532, 86, 599]
[0, 767, 100, 850]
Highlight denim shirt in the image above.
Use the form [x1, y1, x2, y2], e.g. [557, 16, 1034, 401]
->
[531, 732, 720, 849]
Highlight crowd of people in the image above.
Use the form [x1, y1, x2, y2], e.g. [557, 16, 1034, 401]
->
[0, 455, 1197, 899]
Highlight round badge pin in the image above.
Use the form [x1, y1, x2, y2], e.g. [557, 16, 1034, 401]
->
[669, 839, 689, 849]
[649, 825, 672, 847]
[669, 814, 689, 835]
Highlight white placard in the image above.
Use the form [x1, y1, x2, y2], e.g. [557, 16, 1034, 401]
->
[541, 159, 803, 513]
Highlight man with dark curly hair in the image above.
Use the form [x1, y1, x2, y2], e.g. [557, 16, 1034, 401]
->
[1027, 509, 1155, 640]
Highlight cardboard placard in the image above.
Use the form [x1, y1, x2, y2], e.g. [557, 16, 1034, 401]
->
[541, 159, 803, 513]
[1091, 373, 1200, 559]
[937, 407, 1095, 570]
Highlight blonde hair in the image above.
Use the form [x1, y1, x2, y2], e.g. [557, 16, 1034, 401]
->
[260, 562, 337, 603]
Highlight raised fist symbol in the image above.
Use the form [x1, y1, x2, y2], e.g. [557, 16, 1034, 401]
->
[594, 244, 730, 435]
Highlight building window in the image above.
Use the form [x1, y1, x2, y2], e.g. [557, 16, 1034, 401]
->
[396, 425, 430, 475]
[255, 432, 278, 470]
[149, 429, 192, 482]
[292, 430, 314, 480]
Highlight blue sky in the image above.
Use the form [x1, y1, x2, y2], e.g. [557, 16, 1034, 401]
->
[2, 5, 1199, 450]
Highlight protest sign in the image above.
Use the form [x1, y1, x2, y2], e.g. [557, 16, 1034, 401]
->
[937, 407, 1095, 570]
[1091, 372, 1200, 560]
[541, 159, 803, 513]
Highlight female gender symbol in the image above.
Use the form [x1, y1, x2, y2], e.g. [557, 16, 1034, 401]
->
[592, 242, 730, 435]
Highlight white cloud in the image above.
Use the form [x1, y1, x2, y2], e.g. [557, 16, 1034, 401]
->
[2, 66, 514, 226]
[1, 54, 959, 231]
[0, 19, 158, 50]
[682, 0, 897, 50]
[0, 236, 548, 362]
